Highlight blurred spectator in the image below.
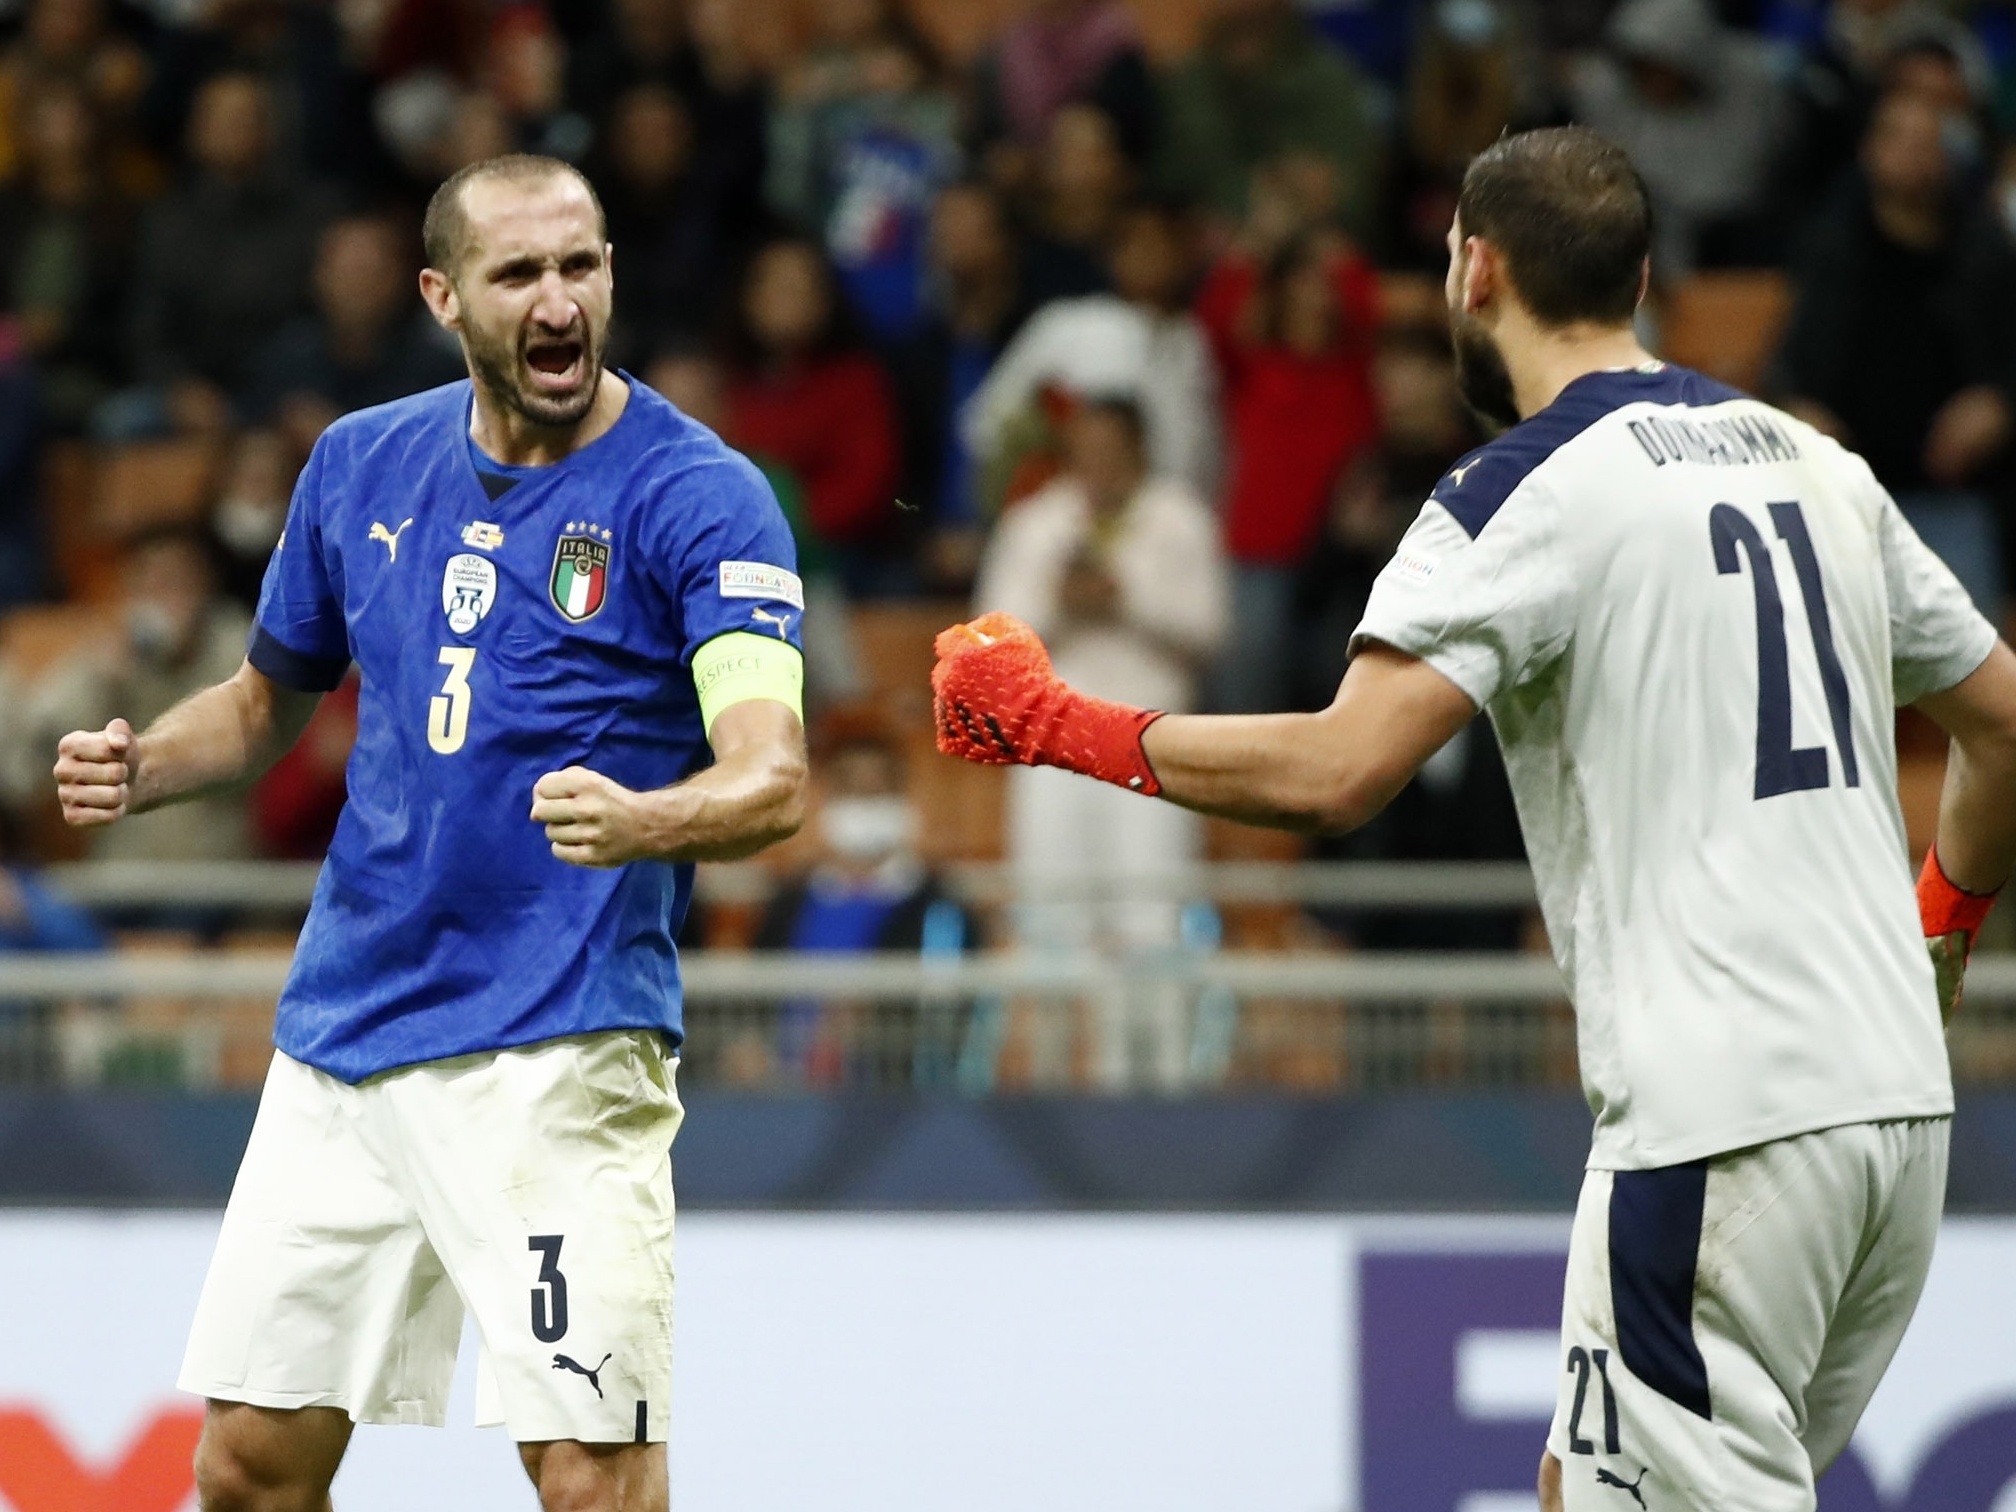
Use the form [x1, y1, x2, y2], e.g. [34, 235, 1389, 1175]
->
[0, 358, 45, 609]
[721, 237, 905, 596]
[251, 675, 357, 860]
[0, 526, 254, 862]
[120, 70, 332, 437]
[1156, 0, 1381, 246]
[751, 715, 972, 1086]
[600, 84, 746, 360]
[767, 0, 960, 341]
[0, 0, 150, 188]
[646, 345, 864, 706]
[974, 397, 1228, 1092]
[482, 7, 590, 162]
[0, 812, 102, 954]
[968, 0, 1155, 198]
[889, 179, 1030, 591]
[1197, 227, 1380, 713]
[1787, 0, 1975, 208]
[1569, 0, 1794, 273]
[1292, 332, 1480, 710]
[965, 202, 1221, 514]
[245, 214, 462, 449]
[0, 78, 138, 431]
[144, 0, 380, 189]
[0, 808, 104, 1083]
[208, 427, 295, 611]
[1776, 88, 2016, 616]
[1020, 101, 1131, 307]
[1394, 0, 1526, 272]
[567, 0, 767, 229]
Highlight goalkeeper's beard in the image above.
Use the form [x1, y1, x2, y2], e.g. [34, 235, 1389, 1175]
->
[1451, 312, 1520, 433]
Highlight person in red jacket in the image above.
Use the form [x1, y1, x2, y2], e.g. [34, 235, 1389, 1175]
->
[1197, 223, 1381, 711]
[723, 236, 908, 596]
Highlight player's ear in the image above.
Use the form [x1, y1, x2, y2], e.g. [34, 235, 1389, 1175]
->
[1635, 255, 1651, 310]
[418, 266, 461, 332]
[1460, 235, 1495, 315]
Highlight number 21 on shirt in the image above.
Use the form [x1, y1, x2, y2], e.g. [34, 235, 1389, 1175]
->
[1710, 498, 1859, 801]
[429, 647, 475, 755]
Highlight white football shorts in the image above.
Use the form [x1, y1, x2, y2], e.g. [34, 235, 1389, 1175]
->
[179, 1031, 683, 1443]
[1548, 1116, 1948, 1511]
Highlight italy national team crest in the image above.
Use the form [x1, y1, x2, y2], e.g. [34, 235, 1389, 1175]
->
[550, 525, 611, 622]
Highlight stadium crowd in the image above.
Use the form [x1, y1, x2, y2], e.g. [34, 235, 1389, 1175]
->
[3, 0, 2016, 1086]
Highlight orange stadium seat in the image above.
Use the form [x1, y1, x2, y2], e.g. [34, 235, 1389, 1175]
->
[1659, 272, 1792, 396]
[0, 602, 114, 685]
[90, 437, 220, 538]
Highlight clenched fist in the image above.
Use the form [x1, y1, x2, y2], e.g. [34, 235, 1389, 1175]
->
[531, 766, 650, 868]
[54, 719, 136, 827]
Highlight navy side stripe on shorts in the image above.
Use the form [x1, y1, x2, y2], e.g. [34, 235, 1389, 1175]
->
[1609, 1161, 1713, 1420]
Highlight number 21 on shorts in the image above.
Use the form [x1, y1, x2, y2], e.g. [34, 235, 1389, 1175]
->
[429, 647, 475, 755]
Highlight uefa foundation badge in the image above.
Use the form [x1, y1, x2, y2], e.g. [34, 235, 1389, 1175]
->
[551, 521, 613, 622]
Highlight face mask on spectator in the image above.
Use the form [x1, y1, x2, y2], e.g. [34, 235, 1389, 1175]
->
[126, 601, 184, 662]
[822, 796, 916, 863]
[1942, 115, 1984, 177]
[215, 495, 286, 556]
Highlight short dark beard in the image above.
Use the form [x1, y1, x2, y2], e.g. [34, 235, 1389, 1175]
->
[462, 316, 604, 431]
[1450, 311, 1521, 433]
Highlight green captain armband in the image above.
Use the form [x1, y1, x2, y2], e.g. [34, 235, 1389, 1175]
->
[692, 630, 806, 737]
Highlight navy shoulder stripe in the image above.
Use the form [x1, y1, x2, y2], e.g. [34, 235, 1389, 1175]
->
[1432, 364, 1746, 539]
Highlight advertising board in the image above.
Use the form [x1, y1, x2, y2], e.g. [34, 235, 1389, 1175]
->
[1, 1213, 2011, 1511]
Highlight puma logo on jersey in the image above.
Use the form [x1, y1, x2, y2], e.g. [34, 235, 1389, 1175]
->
[750, 606, 794, 640]
[1597, 1466, 1648, 1508]
[552, 1352, 613, 1399]
[370, 519, 415, 561]
[1448, 458, 1482, 488]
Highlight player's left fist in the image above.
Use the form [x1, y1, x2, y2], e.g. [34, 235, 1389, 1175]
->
[532, 766, 650, 869]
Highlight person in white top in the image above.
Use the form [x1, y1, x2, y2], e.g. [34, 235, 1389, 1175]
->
[961, 204, 1223, 503]
[932, 126, 2016, 1511]
[973, 395, 1229, 1089]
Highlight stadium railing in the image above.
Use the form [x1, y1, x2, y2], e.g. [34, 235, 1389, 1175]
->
[5, 862, 2013, 1092]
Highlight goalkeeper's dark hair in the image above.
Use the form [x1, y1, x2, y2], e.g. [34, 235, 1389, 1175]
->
[423, 155, 606, 276]
[1456, 127, 1651, 328]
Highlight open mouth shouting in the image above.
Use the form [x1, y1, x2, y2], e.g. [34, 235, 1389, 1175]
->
[524, 331, 588, 395]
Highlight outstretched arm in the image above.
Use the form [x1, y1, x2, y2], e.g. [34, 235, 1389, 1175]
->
[532, 698, 807, 867]
[1138, 646, 1476, 830]
[54, 659, 323, 827]
[1917, 640, 2016, 893]
[1913, 640, 2016, 1016]
[932, 612, 1475, 836]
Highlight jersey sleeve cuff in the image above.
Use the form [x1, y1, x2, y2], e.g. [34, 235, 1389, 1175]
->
[249, 625, 350, 693]
[1347, 622, 1495, 710]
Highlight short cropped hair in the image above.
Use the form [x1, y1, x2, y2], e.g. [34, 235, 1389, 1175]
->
[1456, 127, 1651, 328]
[422, 154, 606, 275]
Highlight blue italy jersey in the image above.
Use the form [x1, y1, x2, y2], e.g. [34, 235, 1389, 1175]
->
[252, 376, 804, 1082]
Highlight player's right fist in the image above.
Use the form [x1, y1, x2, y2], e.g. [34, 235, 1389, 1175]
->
[53, 718, 136, 827]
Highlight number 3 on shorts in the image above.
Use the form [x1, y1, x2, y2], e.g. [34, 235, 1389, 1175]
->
[529, 1234, 569, 1342]
[429, 647, 475, 755]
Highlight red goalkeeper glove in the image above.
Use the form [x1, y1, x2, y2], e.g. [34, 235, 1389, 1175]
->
[932, 612, 1166, 795]
[1919, 845, 1999, 1022]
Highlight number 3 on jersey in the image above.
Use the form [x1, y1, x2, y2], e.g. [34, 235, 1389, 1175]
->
[1710, 499, 1859, 800]
[429, 647, 475, 755]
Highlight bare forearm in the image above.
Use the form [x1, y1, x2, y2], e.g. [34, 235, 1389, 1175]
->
[1919, 642, 2016, 894]
[131, 665, 314, 814]
[1141, 647, 1479, 833]
[1143, 710, 1385, 832]
[1935, 733, 2016, 893]
[635, 743, 806, 862]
